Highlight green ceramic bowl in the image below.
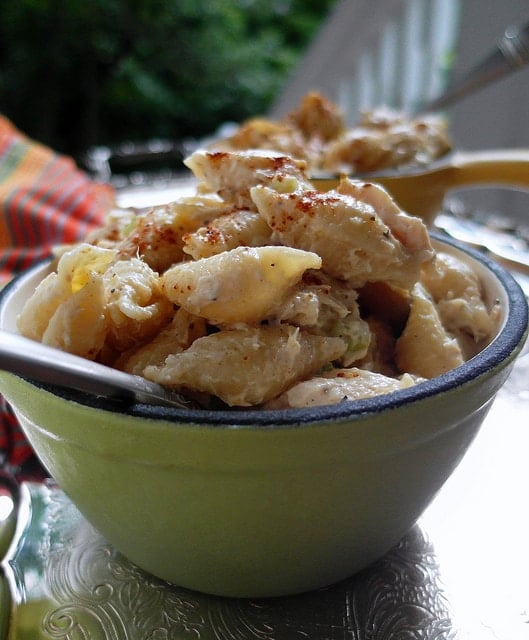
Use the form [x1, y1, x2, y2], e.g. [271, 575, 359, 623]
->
[0, 235, 527, 598]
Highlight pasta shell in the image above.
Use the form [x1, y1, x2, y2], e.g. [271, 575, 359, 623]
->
[395, 283, 464, 378]
[162, 245, 321, 325]
[145, 324, 346, 406]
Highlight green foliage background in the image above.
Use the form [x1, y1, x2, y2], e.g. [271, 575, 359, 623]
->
[0, 0, 335, 156]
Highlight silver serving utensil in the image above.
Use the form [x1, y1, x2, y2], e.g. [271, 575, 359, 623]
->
[418, 19, 529, 114]
[0, 329, 193, 409]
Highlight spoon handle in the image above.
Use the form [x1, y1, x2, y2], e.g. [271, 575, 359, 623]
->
[419, 20, 529, 113]
[449, 149, 529, 189]
[0, 330, 191, 409]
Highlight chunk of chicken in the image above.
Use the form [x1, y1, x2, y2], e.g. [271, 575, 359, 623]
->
[337, 178, 433, 257]
[265, 368, 419, 409]
[273, 272, 371, 366]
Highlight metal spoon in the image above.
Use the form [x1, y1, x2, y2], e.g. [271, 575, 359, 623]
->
[417, 19, 529, 115]
[311, 148, 529, 225]
[311, 20, 529, 221]
[0, 329, 194, 409]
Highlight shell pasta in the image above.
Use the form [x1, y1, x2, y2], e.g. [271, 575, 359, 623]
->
[17, 140, 499, 408]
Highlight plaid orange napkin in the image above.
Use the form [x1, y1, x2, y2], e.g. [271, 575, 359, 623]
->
[0, 114, 115, 468]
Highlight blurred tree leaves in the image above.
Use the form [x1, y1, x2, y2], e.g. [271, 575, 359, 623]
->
[0, 0, 335, 155]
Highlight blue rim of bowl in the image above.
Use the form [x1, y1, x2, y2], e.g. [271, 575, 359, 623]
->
[1, 232, 527, 427]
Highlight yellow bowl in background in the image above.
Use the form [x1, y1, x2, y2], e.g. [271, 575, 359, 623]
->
[312, 149, 529, 225]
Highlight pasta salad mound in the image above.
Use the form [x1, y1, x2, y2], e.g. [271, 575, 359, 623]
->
[211, 91, 452, 175]
[17, 148, 500, 409]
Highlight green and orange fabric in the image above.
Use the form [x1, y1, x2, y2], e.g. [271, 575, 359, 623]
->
[0, 114, 114, 467]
